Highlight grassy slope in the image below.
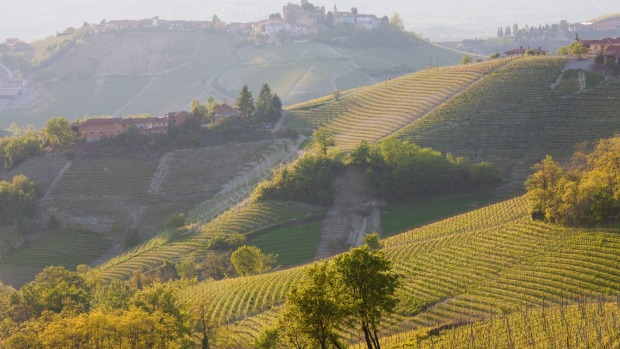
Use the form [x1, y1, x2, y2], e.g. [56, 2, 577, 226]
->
[282, 59, 509, 147]
[0, 228, 110, 288]
[175, 197, 620, 346]
[396, 56, 620, 189]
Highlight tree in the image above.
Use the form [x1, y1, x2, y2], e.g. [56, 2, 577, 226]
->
[231, 246, 264, 276]
[190, 99, 207, 121]
[268, 94, 283, 122]
[256, 84, 273, 121]
[489, 52, 501, 59]
[505, 25, 511, 37]
[557, 42, 589, 59]
[362, 233, 382, 250]
[333, 246, 400, 349]
[525, 155, 567, 221]
[164, 213, 186, 230]
[283, 261, 347, 349]
[19, 266, 92, 317]
[312, 128, 335, 156]
[389, 12, 404, 30]
[0, 174, 38, 225]
[461, 55, 473, 64]
[236, 85, 255, 125]
[43, 116, 74, 150]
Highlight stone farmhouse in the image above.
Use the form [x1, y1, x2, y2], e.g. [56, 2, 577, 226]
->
[72, 111, 190, 143]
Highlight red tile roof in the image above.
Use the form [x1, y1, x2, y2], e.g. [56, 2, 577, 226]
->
[215, 104, 238, 115]
[603, 46, 620, 56]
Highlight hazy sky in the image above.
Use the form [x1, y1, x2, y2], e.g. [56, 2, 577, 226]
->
[2, 0, 619, 41]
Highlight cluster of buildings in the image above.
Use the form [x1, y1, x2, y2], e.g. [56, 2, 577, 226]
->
[581, 37, 620, 64]
[72, 111, 191, 143]
[72, 104, 242, 143]
[251, 1, 386, 40]
[75, 1, 386, 43]
[3, 38, 34, 54]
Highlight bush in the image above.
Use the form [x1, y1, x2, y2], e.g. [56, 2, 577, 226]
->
[164, 213, 186, 230]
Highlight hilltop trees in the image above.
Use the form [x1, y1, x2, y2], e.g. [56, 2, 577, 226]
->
[0, 174, 38, 226]
[43, 116, 74, 150]
[235, 84, 283, 125]
[525, 136, 620, 226]
[557, 42, 589, 59]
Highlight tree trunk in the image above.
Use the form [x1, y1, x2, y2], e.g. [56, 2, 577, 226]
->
[372, 327, 381, 349]
[362, 323, 374, 349]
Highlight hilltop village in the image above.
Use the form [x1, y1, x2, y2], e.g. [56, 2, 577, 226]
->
[15, 0, 389, 45]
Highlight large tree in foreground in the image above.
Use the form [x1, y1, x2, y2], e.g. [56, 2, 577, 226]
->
[333, 246, 400, 349]
[283, 261, 347, 349]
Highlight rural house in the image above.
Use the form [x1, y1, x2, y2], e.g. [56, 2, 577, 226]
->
[214, 104, 239, 125]
[73, 111, 189, 142]
[580, 37, 620, 56]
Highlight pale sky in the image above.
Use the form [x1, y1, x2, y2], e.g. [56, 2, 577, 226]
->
[1, 0, 619, 41]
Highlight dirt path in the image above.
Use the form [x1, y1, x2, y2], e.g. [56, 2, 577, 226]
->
[316, 167, 383, 259]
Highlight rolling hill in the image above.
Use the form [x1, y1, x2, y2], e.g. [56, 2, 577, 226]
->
[173, 196, 620, 347]
[0, 30, 463, 128]
[2, 54, 620, 348]
[286, 56, 620, 191]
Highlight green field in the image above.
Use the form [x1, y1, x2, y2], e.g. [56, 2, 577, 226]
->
[248, 220, 323, 267]
[0, 228, 111, 287]
[380, 193, 492, 237]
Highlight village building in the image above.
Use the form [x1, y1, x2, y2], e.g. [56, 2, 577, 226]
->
[4, 38, 34, 53]
[72, 111, 190, 142]
[165, 111, 192, 126]
[283, 0, 326, 34]
[213, 104, 239, 125]
[580, 37, 620, 56]
[504, 46, 548, 56]
[602, 46, 620, 64]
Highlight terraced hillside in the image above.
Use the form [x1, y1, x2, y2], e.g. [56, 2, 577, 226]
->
[283, 59, 509, 148]
[97, 200, 325, 281]
[397, 56, 620, 186]
[381, 300, 620, 349]
[0, 140, 295, 287]
[176, 197, 620, 347]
